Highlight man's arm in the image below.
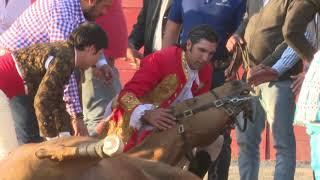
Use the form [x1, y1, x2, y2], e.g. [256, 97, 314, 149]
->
[248, 32, 314, 86]
[233, 0, 250, 38]
[128, 0, 148, 50]
[260, 42, 288, 67]
[162, 20, 181, 48]
[226, 1, 248, 53]
[118, 52, 175, 130]
[283, 0, 317, 62]
[272, 32, 313, 76]
[34, 55, 75, 138]
[231, 0, 247, 36]
[162, 0, 182, 48]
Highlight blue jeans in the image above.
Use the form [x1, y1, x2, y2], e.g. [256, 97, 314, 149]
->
[9, 95, 43, 144]
[236, 80, 296, 180]
[306, 123, 320, 180]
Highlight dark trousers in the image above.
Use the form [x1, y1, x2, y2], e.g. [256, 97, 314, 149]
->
[208, 131, 232, 180]
[209, 69, 232, 180]
[9, 95, 43, 144]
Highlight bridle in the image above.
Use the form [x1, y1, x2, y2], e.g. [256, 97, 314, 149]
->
[174, 88, 253, 161]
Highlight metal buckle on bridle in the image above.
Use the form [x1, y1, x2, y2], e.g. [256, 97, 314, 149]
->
[214, 99, 224, 107]
[183, 109, 194, 118]
[229, 98, 240, 104]
[225, 107, 234, 116]
[178, 124, 185, 134]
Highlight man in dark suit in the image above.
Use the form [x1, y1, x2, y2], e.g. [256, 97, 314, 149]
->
[126, 0, 172, 66]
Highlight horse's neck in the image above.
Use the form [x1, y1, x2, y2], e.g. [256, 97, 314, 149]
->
[180, 108, 230, 147]
[128, 107, 229, 165]
[127, 128, 186, 165]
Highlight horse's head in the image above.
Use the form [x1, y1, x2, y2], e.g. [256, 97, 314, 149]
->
[172, 80, 252, 147]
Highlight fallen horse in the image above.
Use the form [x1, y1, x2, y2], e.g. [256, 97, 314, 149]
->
[0, 136, 200, 180]
[0, 81, 252, 179]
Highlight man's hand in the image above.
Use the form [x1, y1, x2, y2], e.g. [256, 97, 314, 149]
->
[247, 64, 279, 86]
[142, 108, 176, 131]
[95, 118, 109, 137]
[126, 46, 143, 69]
[93, 64, 113, 85]
[226, 34, 244, 53]
[101, 64, 113, 83]
[71, 118, 89, 136]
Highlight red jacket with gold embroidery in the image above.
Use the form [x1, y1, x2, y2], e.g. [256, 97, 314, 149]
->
[107, 46, 213, 150]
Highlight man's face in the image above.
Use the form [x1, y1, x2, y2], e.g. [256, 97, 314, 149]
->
[186, 39, 217, 70]
[77, 46, 103, 69]
[82, 0, 112, 21]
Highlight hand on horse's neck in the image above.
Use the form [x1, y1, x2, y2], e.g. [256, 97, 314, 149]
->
[127, 108, 230, 166]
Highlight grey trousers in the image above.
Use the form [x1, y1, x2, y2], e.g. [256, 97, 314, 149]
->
[82, 67, 121, 136]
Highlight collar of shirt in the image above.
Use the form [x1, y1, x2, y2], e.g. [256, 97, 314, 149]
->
[186, 61, 200, 86]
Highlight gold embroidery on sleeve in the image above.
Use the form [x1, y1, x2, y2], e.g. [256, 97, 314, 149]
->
[142, 74, 178, 106]
[119, 92, 141, 112]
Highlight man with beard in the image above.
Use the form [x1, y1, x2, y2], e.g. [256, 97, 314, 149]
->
[162, 0, 245, 179]
[99, 25, 216, 155]
[0, 0, 113, 143]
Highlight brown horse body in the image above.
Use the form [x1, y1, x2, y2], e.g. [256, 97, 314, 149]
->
[0, 137, 199, 180]
[0, 81, 251, 180]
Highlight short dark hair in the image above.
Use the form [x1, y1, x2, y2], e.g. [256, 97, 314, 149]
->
[69, 22, 108, 52]
[187, 24, 219, 45]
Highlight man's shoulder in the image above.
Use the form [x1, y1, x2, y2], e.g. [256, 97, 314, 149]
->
[141, 46, 182, 71]
[16, 42, 72, 57]
[152, 46, 182, 63]
[159, 45, 182, 54]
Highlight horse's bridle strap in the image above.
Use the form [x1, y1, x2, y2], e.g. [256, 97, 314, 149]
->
[175, 91, 249, 119]
[177, 122, 194, 161]
[174, 89, 251, 162]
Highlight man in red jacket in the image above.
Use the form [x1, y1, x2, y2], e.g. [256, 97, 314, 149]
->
[100, 25, 217, 151]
